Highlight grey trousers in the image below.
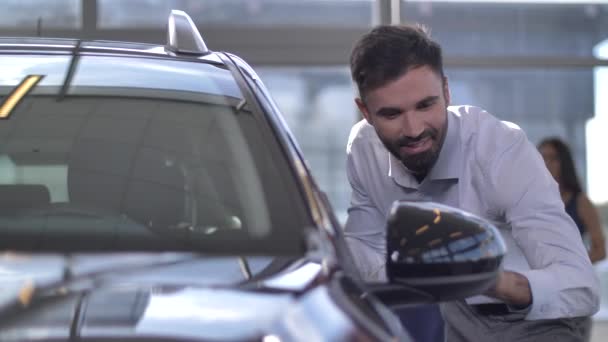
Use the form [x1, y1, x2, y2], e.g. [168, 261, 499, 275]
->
[440, 301, 589, 342]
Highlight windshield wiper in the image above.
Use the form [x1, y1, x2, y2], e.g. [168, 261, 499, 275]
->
[61, 253, 200, 283]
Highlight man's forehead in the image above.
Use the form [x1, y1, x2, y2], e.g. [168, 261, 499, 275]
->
[365, 68, 444, 108]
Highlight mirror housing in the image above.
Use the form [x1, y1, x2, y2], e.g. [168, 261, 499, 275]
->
[385, 201, 506, 302]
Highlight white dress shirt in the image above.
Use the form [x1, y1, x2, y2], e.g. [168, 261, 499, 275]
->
[344, 105, 600, 320]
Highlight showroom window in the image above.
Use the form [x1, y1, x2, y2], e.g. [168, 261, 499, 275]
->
[257, 67, 358, 222]
[0, 0, 80, 29]
[98, 0, 374, 28]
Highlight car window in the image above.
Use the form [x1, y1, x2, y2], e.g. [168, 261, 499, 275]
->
[0, 54, 309, 255]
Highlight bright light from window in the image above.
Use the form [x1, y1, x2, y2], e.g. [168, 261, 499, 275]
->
[587, 40, 608, 204]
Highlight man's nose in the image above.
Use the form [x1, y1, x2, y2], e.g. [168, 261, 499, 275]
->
[400, 113, 425, 138]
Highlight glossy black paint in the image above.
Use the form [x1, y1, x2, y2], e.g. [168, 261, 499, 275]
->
[386, 201, 506, 301]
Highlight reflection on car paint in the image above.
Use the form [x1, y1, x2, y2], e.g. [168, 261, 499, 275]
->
[263, 262, 322, 291]
[136, 288, 292, 341]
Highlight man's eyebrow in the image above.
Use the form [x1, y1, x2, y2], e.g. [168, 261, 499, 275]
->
[375, 107, 402, 116]
[374, 95, 441, 116]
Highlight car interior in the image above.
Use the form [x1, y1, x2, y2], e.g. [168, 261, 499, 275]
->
[0, 95, 272, 243]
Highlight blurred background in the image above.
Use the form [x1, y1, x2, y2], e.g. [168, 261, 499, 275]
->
[1, 0, 607, 338]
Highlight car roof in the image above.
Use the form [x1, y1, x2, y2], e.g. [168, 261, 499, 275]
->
[0, 10, 225, 65]
[0, 37, 225, 64]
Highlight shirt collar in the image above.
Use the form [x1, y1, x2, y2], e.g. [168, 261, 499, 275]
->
[388, 109, 461, 189]
[427, 108, 461, 181]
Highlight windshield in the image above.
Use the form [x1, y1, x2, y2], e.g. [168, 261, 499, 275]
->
[0, 53, 309, 255]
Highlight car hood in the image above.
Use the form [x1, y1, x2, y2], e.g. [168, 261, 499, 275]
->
[0, 285, 296, 341]
[0, 254, 327, 341]
[0, 253, 283, 306]
[135, 287, 293, 340]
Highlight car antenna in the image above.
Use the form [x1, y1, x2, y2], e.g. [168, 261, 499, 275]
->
[165, 10, 210, 56]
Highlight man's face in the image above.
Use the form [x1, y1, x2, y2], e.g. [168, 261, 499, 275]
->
[356, 65, 450, 176]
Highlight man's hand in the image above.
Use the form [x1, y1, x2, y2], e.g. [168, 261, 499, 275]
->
[485, 271, 532, 308]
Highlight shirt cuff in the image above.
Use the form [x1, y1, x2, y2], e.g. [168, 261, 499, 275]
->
[519, 269, 557, 320]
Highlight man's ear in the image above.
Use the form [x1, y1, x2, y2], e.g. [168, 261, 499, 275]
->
[355, 97, 372, 124]
[443, 76, 451, 106]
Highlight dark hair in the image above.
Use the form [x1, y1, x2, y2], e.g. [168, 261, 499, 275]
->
[538, 137, 582, 193]
[349, 24, 444, 100]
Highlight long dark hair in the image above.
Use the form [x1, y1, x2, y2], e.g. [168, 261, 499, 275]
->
[538, 137, 582, 194]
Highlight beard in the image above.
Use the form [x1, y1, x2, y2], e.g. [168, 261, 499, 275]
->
[381, 123, 447, 177]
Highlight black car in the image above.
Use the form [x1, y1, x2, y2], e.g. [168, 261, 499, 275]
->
[0, 10, 506, 342]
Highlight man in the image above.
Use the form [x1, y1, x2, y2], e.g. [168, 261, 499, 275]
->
[344, 24, 599, 341]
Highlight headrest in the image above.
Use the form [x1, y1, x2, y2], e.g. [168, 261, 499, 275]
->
[0, 184, 51, 212]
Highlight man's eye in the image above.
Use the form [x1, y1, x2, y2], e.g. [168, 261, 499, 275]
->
[378, 111, 400, 118]
[417, 102, 433, 110]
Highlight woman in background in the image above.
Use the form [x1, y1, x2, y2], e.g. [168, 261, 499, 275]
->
[538, 137, 606, 264]
[538, 137, 605, 341]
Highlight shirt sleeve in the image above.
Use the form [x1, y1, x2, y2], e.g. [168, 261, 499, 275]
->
[343, 140, 387, 282]
[482, 123, 600, 320]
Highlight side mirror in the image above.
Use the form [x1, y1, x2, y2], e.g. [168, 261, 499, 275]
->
[385, 201, 506, 302]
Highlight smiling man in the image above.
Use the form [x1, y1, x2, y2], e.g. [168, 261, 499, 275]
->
[344, 24, 599, 342]
[357, 64, 447, 183]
